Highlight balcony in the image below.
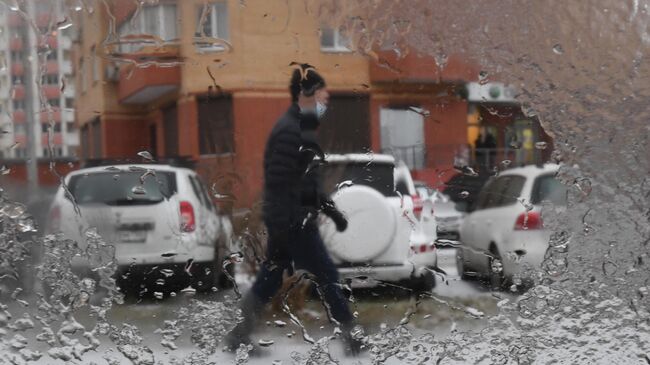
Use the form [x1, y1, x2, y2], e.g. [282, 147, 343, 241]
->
[13, 110, 26, 123]
[14, 134, 26, 145]
[39, 36, 58, 49]
[42, 85, 61, 100]
[40, 109, 62, 123]
[8, 13, 24, 27]
[10, 37, 24, 51]
[42, 133, 63, 146]
[45, 61, 59, 74]
[369, 47, 480, 84]
[11, 63, 24, 76]
[117, 47, 181, 105]
[12, 84, 25, 100]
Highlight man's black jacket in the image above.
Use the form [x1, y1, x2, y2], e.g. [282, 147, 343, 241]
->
[262, 104, 343, 230]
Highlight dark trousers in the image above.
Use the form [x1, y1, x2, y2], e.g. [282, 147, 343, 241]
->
[251, 222, 353, 325]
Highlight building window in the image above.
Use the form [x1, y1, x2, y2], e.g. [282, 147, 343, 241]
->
[91, 46, 100, 82]
[14, 123, 25, 135]
[10, 51, 23, 62]
[80, 124, 89, 159]
[13, 100, 25, 110]
[42, 123, 62, 133]
[320, 27, 352, 52]
[319, 94, 371, 153]
[46, 51, 58, 60]
[12, 76, 24, 85]
[65, 98, 74, 109]
[14, 147, 27, 159]
[119, 4, 177, 53]
[197, 95, 234, 155]
[48, 98, 61, 107]
[42, 74, 59, 85]
[80, 58, 86, 93]
[195, 2, 229, 51]
[66, 121, 76, 132]
[43, 147, 63, 157]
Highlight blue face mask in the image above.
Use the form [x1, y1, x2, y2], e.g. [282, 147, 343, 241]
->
[316, 102, 327, 119]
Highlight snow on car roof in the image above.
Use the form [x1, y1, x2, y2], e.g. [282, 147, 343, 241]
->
[66, 164, 193, 176]
[498, 163, 560, 178]
[325, 153, 395, 164]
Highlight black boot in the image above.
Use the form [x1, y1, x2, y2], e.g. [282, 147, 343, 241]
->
[340, 321, 366, 356]
[224, 292, 265, 353]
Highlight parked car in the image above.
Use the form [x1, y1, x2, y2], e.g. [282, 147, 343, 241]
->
[414, 181, 464, 242]
[457, 164, 566, 288]
[319, 154, 436, 290]
[46, 160, 234, 297]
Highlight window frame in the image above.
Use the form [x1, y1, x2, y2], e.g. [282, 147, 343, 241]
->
[195, 2, 229, 53]
[119, 4, 178, 53]
[320, 27, 353, 53]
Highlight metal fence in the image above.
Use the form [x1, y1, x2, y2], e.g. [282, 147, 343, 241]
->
[381, 144, 547, 171]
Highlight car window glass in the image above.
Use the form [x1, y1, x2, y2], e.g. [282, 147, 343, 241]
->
[188, 175, 208, 207]
[198, 180, 216, 212]
[496, 175, 526, 207]
[322, 162, 395, 196]
[531, 174, 568, 205]
[68, 171, 176, 205]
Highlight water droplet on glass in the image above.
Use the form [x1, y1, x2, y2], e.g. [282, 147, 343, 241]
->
[137, 150, 154, 161]
[258, 339, 274, 347]
[500, 159, 512, 168]
[478, 70, 489, 85]
[336, 180, 354, 191]
[509, 140, 523, 149]
[131, 186, 146, 195]
[154, 292, 164, 300]
[104, 166, 120, 172]
[535, 141, 548, 150]
[113, 174, 120, 180]
[274, 320, 287, 327]
[552, 43, 564, 55]
[458, 191, 470, 199]
[0, 165, 10, 175]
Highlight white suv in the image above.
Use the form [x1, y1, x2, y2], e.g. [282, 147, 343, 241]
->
[319, 154, 435, 290]
[46, 161, 233, 297]
[457, 164, 566, 288]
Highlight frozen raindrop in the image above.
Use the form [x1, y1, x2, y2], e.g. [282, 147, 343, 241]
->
[336, 180, 354, 191]
[478, 70, 489, 85]
[274, 320, 287, 327]
[137, 150, 154, 161]
[552, 43, 564, 55]
[131, 186, 146, 195]
[258, 339, 274, 347]
[535, 141, 548, 150]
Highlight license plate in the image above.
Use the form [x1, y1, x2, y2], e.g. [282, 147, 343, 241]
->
[119, 230, 147, 243]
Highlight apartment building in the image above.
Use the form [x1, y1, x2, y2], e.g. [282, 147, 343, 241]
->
[0, 1, 79, 185]
[74, 0, 479, 209]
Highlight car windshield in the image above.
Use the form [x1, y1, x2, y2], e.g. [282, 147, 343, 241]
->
[68, 170, 176, 205]
[322, 162, 395, 196]
[531, 173, 568, 205]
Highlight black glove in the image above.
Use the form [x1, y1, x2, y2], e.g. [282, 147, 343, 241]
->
[321, 198, 348, 232]
[331, 212, 348, 232]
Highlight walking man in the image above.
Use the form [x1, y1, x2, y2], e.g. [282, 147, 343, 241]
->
[225, 65, 362, 355]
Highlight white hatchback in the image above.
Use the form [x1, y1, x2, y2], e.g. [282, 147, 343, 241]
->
[457, 164, 566, 288]
[46, 162, 234, 297]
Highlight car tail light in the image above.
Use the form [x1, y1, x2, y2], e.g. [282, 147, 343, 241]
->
[412, 195, 423, 219]
[514, 211, 543, 230]
[180, 201, 196, 232]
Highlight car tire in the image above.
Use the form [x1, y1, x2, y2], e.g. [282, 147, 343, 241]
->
[488, 245, 506, 291]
